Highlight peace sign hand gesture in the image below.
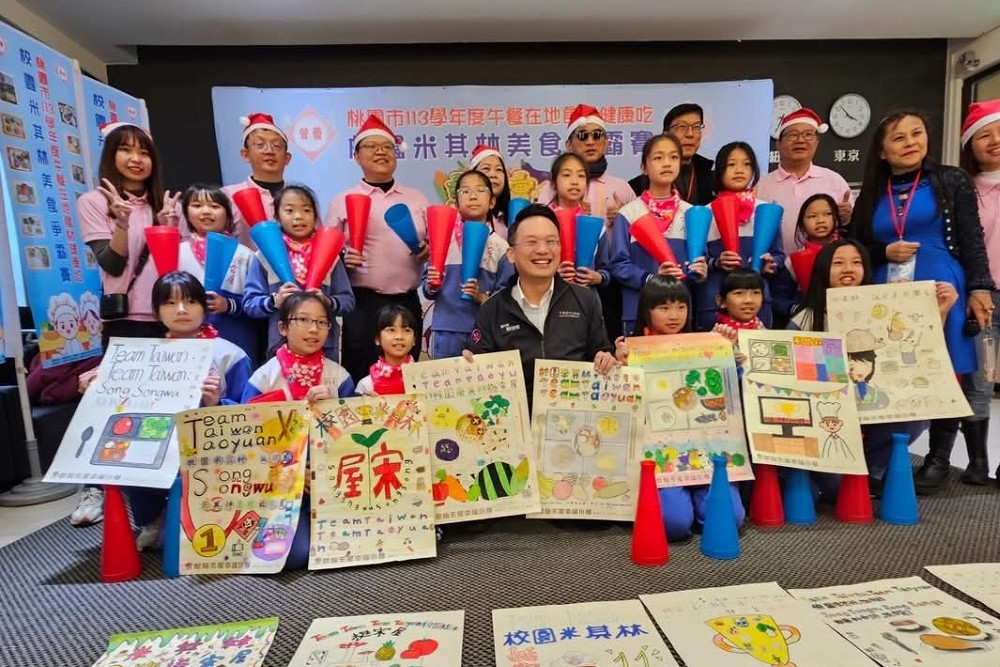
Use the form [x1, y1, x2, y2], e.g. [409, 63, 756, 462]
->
[157, 190, 182, 227]
[98, 178, 133, 228]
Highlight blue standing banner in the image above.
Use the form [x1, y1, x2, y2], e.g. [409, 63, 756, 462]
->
[80, 76, 149, 185]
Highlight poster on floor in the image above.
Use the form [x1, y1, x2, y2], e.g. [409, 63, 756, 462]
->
[403, 351, 540, 523]
[287, 610, 465, 666]
[44, 337, 213, 488]
[626, 332, 752, 487]
[789, 576, 1000, 666]
[308, 395, 437, 570]
[738, 329, 866, 475]
[640, 582, 874, 666]
[493, 599, 679, 667]
[89, 617, 278, 667]
[826, 281, 973, 424]
[926, 563, 1000, 615]
[0, 22, 102, 367]
[175, 402, 310, 575]
[530, 360, 643, 521]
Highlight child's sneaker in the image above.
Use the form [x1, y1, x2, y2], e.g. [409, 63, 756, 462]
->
[69, 487, 104, 526]
[136, 514, 164, 552]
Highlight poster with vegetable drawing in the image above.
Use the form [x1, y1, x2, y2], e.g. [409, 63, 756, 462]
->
[309, 395, 436, 569]
[789, 577, 1000, 666]
[287, 610, 464, 666]
[640, 582, 873, 666]
[45, 337, 213, 489]
[493, 599, 679, 667]
[403, 351, 539, 523]
[625, 333, 752, 486]
[826, 281, 972, 424]
[738, 329, 866, 474]
[175, 402, 309, 574]
[89, 617, 278, 667]
[926, 564, 1000, 616]
[530, 360, 644, 521]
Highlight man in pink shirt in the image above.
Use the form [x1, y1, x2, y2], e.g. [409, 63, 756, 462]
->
[756, 108, 853, 257]
[324, 114, 429, 381]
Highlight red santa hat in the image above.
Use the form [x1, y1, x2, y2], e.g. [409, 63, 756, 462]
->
[777, 108, 829, 137]
[100, 121, 149, 139]
[566, 104, 607, 137]
[354, 114, 406, 153]
[469, 144, 502, 168]
[239, 113, 286, 143]
[961, 100, 1000, 147]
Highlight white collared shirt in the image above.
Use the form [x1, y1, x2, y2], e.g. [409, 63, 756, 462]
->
[511, 278, 555, 333]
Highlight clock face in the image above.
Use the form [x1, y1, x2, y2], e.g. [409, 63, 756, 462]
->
[771, 95, 801, 140]
[829, 94, 871, 139]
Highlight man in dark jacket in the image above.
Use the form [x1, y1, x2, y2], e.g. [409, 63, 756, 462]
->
[629, 103, 715, 205]
[465, 204, 616, 405]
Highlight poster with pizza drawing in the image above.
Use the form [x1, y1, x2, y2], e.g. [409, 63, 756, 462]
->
[403, 351, 539, 523]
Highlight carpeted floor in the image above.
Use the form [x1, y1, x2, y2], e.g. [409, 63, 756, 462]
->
[3, 470, 1000, 667]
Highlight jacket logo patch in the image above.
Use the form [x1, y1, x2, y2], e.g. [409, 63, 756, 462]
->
[471, 329, 482, 343]
[500, 322, 521, 333]
[557, 310, 581, 319]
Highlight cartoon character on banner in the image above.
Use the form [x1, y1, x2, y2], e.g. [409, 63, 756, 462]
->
[47, 293, 84, 357]
[846, 329, 889, 410]
[817, 402, 852, 459]
[79, 291, 102, 350]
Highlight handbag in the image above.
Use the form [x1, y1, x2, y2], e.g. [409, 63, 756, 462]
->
[99, 243, 151, 320]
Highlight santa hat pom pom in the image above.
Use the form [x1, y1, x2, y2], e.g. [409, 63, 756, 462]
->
[239, 116, 251, 128]
[397, 140, 408, 154]
[819, 122, 829, 134]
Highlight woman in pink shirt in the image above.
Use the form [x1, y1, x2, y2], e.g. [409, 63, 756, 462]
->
[958, 100, 1000, 486]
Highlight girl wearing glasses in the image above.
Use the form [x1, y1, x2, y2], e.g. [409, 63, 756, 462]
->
[423, 170, 514, 359]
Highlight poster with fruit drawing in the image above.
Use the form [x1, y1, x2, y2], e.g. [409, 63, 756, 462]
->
[176, 402, 310, 575]
[287, 610, 464, 666]
[826, 281, 972, 424]
[403, 351, 540, 523]
[625, 333, 752, 486]
[308, 395, 436, 570]
[640, 583, 873, 667]
[530, 360, 644, 521]
[493, 599, 679, 667]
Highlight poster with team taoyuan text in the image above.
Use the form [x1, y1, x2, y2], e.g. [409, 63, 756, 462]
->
[308, 395, 436, 570]
[403, 351, 540, 524]
[175, 402, 309, 575]
[44, 337, 213, 488]
[530, 360, 644, 521]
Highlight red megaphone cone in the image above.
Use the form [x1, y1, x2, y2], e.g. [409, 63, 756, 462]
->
[144, 226, 180, 276]
[427, 205, 458, 289]
[554, 209, 576, 264]
[790, 247, 821, 293]
[305, 227, 346, 290]
[835, 474, 874, 524]
[101, 485, 142, 582]
[631, 459, 669, 566]
[630, 213, 677, 267]
[345, 194, 371, 252]
[231, 188, 269, 227]
[749, 464, 784, 527]
[711, 196, 741, 256]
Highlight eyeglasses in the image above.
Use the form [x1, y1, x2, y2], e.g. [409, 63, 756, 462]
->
[358, 142, 396, 154]
[573, 130, 606, 142]
[457, 186, 491, 197]
[287, 317, 332, 330]
[249, 141, 287, 152]
[668, 122, 705, 135]
[781, 131, 818, 142]
[514, 238, 561, 250]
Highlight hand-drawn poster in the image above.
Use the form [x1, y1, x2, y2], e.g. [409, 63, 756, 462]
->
[738, 329, 867, 475]
[175, 402, 309, 575]
[827, 281, 973, 424]
[789, 577, 1000, 666]
[287, 610, 465, 666]
[90, 617, 278, 667]
[44, 337, 213, 488]
[640, 582, 874, 666]
[493, 599, 679, 667]
[309, 395, 436, 569]
[926, 564, 1000, 616]
[530, 360, 644, 521]
[403, 351, 540, 523]
[626, 333, 752, 486]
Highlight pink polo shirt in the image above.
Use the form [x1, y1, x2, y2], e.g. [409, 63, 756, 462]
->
[535, 173, 637, 220]
[78, 189, 158, 321]
[324, 180, 428, 294]
[756, 163, 852, 257]
[975, 173, 1000, 288]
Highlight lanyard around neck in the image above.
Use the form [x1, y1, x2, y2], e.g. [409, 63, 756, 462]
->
[887, 170, 921, 240]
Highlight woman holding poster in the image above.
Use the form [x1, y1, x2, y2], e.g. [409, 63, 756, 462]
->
[850, 110, 994, 495]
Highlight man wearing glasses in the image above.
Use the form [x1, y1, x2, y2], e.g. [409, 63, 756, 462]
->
[324, 114, 429, 382]
[629, 103, 716, 206]
[222, 112, 293, 249]
[756, 107, 853, 257]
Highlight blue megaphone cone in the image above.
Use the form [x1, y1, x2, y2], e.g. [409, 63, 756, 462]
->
[162, 474, 182, 577]
[783, 468, 816, 525]
[700, 455, 741, 560]
[879, 431, 919, 525]
[249, 221, 296, 285]
[204, 232, 238, 293]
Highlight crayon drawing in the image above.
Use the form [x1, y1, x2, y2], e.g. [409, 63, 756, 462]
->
[403, 351, 540, 523]
[309, 395, 436, 570]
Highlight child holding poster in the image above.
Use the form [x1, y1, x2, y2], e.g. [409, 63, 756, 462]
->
[177, 184, 259, 364]
[614, 276, 745, 541]
[422, 170, 513, 359]
[243, 185, 355, 361]
[356, 304, 418, 396]
[712, 269, 767, 365]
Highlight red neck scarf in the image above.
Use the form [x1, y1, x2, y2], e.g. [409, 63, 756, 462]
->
[189, 233, 207, 266]
[370, 355, 413, 395]
[166, 324, 218, 339]
[716, 189, 757, 226]
[283, 234, 314, 284]
[551, 203, 584, 217]
[716, 312, 763, 331]
[276, 344, 324, 400]
[641, 190, 681, 234]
